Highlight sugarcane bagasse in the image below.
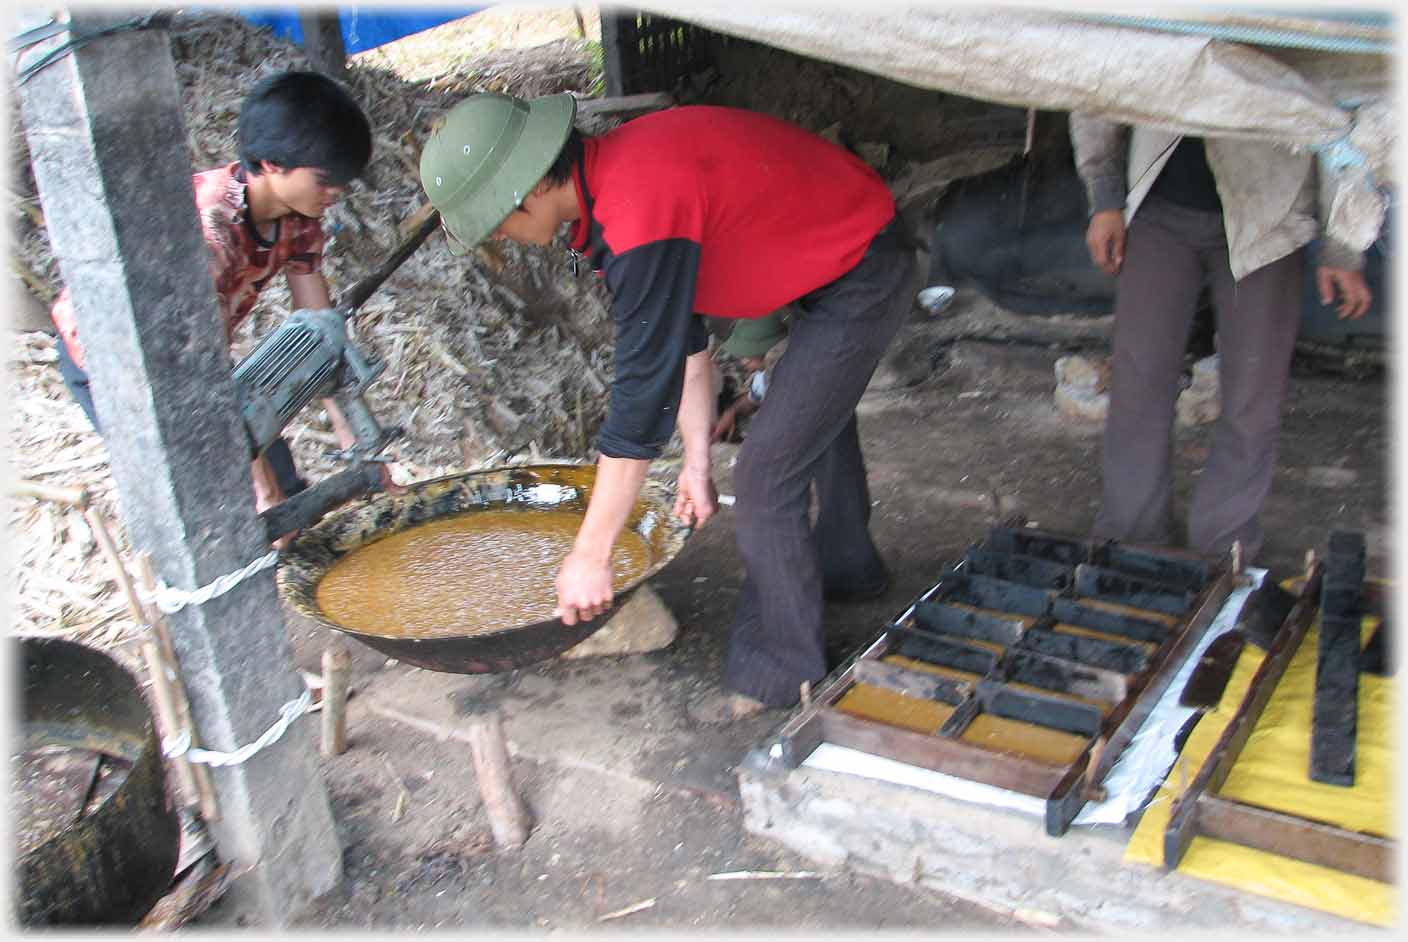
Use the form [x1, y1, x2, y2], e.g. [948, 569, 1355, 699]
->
[315, 508, 653, 638]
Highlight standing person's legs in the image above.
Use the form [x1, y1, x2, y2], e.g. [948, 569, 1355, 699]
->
[814, 414, 888, 599]
[1187, 247, 1304, 560]
[1091, 199, 1211, 546]
[55, 338, 101, 432]
[726, 240, 915, 706]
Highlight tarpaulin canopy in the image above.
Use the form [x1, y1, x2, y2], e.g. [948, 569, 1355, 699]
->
[627, 1, 1395, 250]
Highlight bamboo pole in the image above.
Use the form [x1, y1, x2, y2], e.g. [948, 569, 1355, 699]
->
[136, 553, 220, 822]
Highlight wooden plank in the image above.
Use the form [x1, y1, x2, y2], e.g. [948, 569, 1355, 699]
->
[577, 92, 676, 118]
[1094, 542, 1211, 592]
[984, 525, 1091, 565]
[939, 572, 1055, 617]
[1001, 649, 1129, 704]
[1050, 597, 1170, 644]
[1310, 532, 1365, 786]
[1016, 625, 1148, 675]
[1195, 794, 1394, 883]
[914, 600, 1028, 646]
[1074, 564, 1194, 615]
[817, 708, 1070, 797]
[955, 549, 1074, 590]
[1309, 614, 1361, 785]
[298, 11, 346, 79]
[977, 680, 1103, 737]
[599, 12, 630, 98]
[1163, 564, 1324, 871]
[891, 626, 1001, 676]
[851, 658, 972, 706]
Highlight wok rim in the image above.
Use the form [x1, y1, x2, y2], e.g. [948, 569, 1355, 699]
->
[276, 461, 690, 670]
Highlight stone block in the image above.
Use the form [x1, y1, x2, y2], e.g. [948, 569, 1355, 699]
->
[558, 582, 678, 660]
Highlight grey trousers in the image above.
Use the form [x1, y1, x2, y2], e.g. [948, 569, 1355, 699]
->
[725, 229, 917, 706]
[1092, 197, 1304, 562]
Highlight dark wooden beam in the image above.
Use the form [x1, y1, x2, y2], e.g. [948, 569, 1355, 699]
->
[298, 11, 346, 80]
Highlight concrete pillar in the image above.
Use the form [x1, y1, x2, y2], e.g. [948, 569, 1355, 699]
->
[14, 12, 341, 925]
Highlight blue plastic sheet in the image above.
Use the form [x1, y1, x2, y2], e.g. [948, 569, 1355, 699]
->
[238, 7, 481, 54]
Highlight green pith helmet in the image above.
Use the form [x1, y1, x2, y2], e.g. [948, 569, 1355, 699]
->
[721, 310, 789, 358]
[419, 91, 577, 254]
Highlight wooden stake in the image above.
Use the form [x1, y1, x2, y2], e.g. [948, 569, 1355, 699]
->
[137, 553, 220, 822]
[320, 646, 351, 757]
[465, 710, 531, 849]
[82, 504, 146, 621]
[7, 479, 89, 507]
[141, 637, 201, 810]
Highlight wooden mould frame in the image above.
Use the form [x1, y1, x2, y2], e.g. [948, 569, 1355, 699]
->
[765, 525, 1235, 836]
[1162, 561, 1397, 882]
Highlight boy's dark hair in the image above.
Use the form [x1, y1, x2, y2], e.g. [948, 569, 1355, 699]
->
[541, 128, 585, 187]
[238, 71, 372, 186]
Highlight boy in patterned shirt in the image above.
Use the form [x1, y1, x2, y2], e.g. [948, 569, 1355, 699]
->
[50, 70, 374, 533]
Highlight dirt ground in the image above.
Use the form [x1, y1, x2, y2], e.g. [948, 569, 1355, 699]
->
[238, 288, 1386, 932]
[9, 4, 1392, 932]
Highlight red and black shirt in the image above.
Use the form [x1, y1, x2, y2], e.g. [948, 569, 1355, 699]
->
[568, 105, 894, 459]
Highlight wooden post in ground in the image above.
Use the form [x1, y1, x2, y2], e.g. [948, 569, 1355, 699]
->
[298, 11, 347, 80]
[320, 646, 351, 757]
[465, 710, 531, 849]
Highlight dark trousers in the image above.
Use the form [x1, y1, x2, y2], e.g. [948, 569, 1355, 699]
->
[55, 337, 307, 497]
[725, 230, 918, 706]
[1093, 197, 1304, 562]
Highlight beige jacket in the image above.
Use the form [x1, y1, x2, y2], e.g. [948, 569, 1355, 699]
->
[1069, 113, 1362, 281]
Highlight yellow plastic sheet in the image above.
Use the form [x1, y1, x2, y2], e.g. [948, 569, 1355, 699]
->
[1125, 594, 1396, 926]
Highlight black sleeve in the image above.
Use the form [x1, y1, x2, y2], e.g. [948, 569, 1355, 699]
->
[596, 238, 703, 460]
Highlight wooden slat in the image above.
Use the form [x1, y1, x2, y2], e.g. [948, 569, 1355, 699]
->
[977, 680, 1102, 737]
[1001, 649, 1129, 704]
[1309, 613, 1361, 785]
[915, 600, 1028, 646]
[851, 658, 972, 706]
[1163, 564, 1324, 871]
[817, 707, 1069, 797]
[1310, 532, 1365, 786]
[1196, 794, 1394, 883]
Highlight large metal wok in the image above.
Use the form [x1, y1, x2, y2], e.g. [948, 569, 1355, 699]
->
[278, 462, 690, 673]
[15, 636, 181, 926]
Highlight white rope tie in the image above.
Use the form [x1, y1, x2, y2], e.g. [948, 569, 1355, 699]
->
[162, 689, 312, 767]
[136, 549, 281, 614]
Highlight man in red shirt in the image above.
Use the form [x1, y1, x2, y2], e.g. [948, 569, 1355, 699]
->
[421, 93, 917, 717]
[51, 71, 373, 528]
